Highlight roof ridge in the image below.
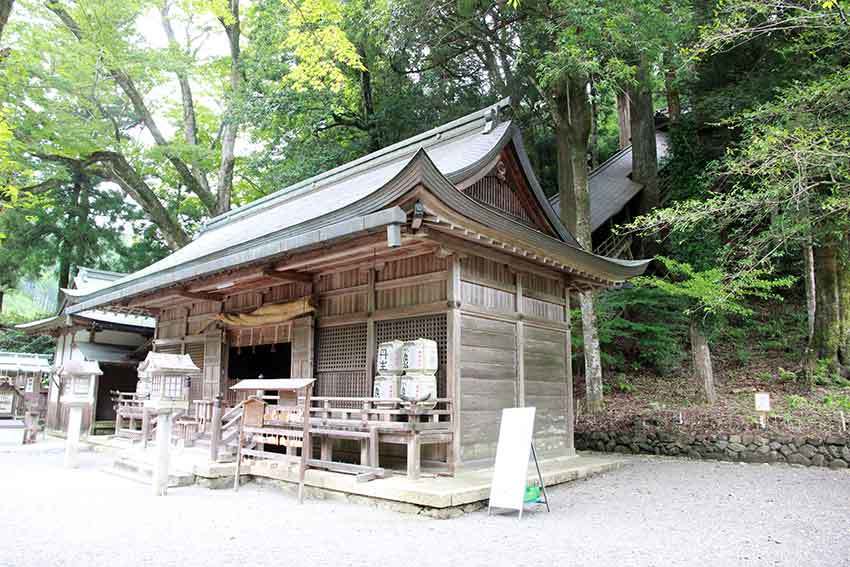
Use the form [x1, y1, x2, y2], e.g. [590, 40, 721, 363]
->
[202, 98, 511, 233]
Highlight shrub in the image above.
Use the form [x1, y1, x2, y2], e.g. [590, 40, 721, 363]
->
[822, 394, 850, 412]
[777, 367, 797, 382]
[572, 286, 687, 375]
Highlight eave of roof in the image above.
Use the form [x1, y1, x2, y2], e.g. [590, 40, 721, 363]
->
[65, 103, 650, 313]
[405, 150, 651, 283]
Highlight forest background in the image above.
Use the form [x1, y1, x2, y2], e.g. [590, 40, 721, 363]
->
[1, 0, 848, 433]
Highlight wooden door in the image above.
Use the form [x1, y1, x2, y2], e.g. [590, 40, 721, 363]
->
[290, 316, 314, 379]
[203, 331, 224, 399]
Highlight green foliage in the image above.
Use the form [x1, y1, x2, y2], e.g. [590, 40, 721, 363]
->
[822, 394, 850, 412]
[812, 358, 850, 387]
[0, 309, 54, 355]
[785, 394, 807, 410]
[639, 257, 794, 320]
[614, 375, 636, 393]
[572, 285, 687, 374]
[778, 367, 798, 382]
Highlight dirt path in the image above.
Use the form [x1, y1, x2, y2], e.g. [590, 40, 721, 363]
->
[1, 430, 848, 567]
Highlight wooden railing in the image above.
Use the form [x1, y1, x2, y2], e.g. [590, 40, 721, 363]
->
[307, 397, 452, 431]
[111, 391, 147, 440]
[191, 399, 216, 433]
[209, 394, 454, 479]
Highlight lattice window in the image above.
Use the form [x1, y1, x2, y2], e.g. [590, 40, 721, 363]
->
[316, 323, 367, 372]
[375, 314, 448, 398]
[315, 323, 369, 403]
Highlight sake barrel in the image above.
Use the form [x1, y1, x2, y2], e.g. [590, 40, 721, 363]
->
[373, 374, 400, 406]
[376, 340, 405, 375]
[401, 339, 439, 374]
[399, 372, 437, 409]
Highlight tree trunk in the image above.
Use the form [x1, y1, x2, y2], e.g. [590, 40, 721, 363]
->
[664, 67, 681, 123]
[215, 0, 242, 215]
[804, 243, 816, 340]
[160, 4, 211, 197]
[90, 151, 189, 250]
[552, 76, 604, 413]
[690, 318, 717, 404]
[580, 291, 604, 412]
[838, 250, 850, 368]
[589, 78, 599, 169]
[0, 290, 4, 313]
[810, 243, 842, 377]
[0, 0, 13, 42]
[629, 54, 659, 215]
[616, 91, 631, 150]
[357, 44, 379, 153]
[46, 2, 217, 213]
[554, 79, 592, 246]
[57, 246, 71, 306]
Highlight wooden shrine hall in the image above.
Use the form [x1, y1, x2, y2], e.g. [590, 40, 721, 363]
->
[64, 100, 650, 480]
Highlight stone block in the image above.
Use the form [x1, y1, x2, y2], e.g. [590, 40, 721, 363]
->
[788, 453, 810, 466]
[828, 459, 848, 469]
[799, 444, 817, 458]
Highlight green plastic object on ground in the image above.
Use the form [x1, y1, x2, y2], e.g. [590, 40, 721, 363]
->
[524, 485, 541, 503]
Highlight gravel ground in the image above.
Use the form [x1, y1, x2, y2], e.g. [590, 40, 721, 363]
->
[2, 429, 849, 567]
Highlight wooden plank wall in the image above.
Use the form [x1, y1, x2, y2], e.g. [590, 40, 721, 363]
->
[153, 252, 451, 402]
[458, 255, 572, 463]
[150, 247, 575, 466]
[459, 314, 517, 461]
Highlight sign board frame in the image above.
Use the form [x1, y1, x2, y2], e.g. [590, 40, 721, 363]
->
[487, 407, 549, 518]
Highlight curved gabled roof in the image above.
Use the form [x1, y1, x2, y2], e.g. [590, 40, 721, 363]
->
[66, 102, 649, 314]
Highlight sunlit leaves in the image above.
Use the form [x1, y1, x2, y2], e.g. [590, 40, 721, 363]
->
[281, 0, 364, 93]
[639, 257, 794, 319]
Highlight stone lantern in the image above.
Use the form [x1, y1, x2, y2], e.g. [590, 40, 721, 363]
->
[57, 360, 102, 468]
[136, 352, 201, 496]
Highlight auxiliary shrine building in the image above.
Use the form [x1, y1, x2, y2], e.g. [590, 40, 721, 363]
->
[63, 100, 649, 472]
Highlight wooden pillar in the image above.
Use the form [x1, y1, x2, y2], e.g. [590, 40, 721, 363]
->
[321, 436, 333, 461]
[369, 426, 379, 467]
[446, 254, 462, 469]
[366, 267, 376, 382]
[209, 397, 222, 462]
[360, 439, 369, 465]
[564, 287, 575, 454]
[515, 271, 525, 407]
[298, 384, 312, 504]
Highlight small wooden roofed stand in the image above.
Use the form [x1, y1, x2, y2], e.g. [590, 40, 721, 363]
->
[62, 100, 651, 483]
[230, 378, 315, 503]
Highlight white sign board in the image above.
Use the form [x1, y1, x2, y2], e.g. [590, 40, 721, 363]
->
[0, 391, 14, 415]
[755, 392, 771, 412]
[488, 407, 536, 515]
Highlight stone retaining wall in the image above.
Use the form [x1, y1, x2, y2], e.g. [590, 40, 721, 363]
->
[575, 426, 850, 469]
